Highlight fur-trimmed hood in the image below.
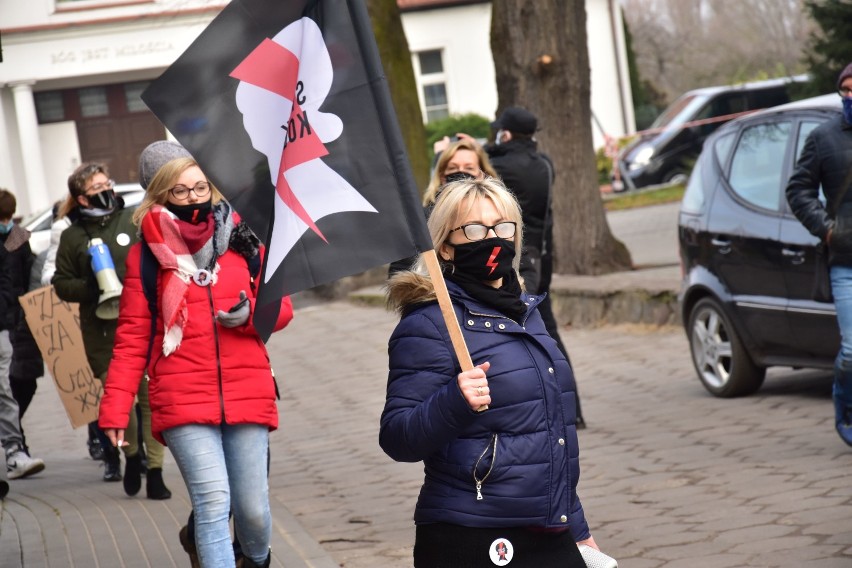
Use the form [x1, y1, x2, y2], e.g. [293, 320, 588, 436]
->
[385, 271, 436, 315]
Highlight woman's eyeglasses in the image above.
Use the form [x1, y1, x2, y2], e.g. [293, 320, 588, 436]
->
[169, 181, 211, 199]
[839, 87, 852, 98]
[449, 221, 516, 241]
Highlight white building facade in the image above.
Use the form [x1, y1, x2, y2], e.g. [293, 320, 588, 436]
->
[400, 0, 635, 149]
[0, 0, 633, 218]
[0, 0, 224, 216]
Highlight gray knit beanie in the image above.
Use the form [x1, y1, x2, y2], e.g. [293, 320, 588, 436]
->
[837, 62, 852, 91]
[138, 140, 192, 189]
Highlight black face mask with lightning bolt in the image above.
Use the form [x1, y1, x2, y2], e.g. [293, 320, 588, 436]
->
[446, 237, 516, 282]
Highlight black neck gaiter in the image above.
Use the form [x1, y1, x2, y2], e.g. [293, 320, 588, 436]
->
[444, 265, 527, 323]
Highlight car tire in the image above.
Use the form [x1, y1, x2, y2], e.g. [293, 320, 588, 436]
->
[687, 297, 766, 397]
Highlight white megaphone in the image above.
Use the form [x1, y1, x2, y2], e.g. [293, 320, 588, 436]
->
[88, 237, 123, 320]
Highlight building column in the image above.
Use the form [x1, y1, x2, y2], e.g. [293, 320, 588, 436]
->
[10, 81, 50, 216]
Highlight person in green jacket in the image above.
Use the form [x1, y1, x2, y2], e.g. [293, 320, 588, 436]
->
[52, 162, 170, 499]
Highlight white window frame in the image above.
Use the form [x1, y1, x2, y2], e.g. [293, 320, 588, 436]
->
[412, 48, 449, 123]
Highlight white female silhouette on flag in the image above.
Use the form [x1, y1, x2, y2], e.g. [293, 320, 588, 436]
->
[230, 18, 377, 281]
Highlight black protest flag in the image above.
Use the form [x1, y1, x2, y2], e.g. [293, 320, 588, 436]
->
[142, 0, 431, 339]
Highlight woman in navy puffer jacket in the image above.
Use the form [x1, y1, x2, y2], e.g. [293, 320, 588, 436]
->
[381, 178, 599, 567]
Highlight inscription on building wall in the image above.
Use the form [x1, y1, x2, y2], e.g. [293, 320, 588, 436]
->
[50, 41, 175, 65]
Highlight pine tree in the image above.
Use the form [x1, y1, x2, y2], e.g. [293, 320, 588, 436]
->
[624, 12, 667, 131]
[803, 0, 852, 95]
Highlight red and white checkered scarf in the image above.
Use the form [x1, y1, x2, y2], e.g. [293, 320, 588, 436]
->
[141, 205, 218, 356]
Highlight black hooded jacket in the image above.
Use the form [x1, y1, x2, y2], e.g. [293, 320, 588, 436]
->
[487, 138, 553, 255]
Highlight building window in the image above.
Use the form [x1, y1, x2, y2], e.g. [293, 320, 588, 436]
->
[35, 92, 66, 123]
[419, 50, 443, 75]
[124, 81, 150, 113]
[414, 49, 449, 122]
[423, 84, 448, 122]
[79, 87, 109, 118]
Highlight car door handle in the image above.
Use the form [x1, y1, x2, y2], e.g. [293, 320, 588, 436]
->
[711, 238, 731, 254]
[781, 248, 806, 264]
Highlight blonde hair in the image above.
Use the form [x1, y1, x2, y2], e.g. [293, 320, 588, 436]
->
[132, 157, 225, 226]
[56, 194, 78, 219]
[414, 177, 523, 273]
[422, 139, 499, 207]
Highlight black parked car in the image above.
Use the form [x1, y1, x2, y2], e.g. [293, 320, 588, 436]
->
[678, 93, 842, 397]
[616, 76, 807, 191]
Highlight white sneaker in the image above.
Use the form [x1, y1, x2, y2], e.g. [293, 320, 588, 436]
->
[6, 450, 46, 480]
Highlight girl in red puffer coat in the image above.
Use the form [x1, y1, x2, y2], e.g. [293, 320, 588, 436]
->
[100, 157, 292, 568]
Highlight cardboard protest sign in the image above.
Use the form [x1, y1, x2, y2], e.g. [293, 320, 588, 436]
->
[19, 286, 101, 429]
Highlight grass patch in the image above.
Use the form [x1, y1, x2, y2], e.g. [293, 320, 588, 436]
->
[603, 184, 685, 211]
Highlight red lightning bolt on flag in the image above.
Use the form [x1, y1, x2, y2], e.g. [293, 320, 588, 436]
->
[230, 38, 327, 242]
[486, 246, 501, 276]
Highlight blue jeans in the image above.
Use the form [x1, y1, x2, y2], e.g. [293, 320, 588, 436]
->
[163, 423, 271, 567]
[829, 266, 852, 445]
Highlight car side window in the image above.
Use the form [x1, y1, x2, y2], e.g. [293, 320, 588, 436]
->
[695, 94, 748, 136]
[750, 87, 789, 110]
[727, 121, 792, 211]
[713, 132, 736, 168]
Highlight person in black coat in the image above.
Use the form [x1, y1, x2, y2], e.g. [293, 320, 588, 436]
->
[786, 62, 852, 447]
[8, 243, 44, 453]
[0, 188, 46, 479]
[487, 107, 585, 428]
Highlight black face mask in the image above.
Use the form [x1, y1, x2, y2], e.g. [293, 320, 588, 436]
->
[446, 237, 516, 282]
[167, 200, 212, 224]
[444, 171, 477, 184]
[87, 189, 117, 212]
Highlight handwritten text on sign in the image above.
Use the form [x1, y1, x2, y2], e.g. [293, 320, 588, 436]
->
[20, 286, 101, 429]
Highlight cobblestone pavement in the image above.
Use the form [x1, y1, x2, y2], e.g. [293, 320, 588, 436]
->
[5, 300, 852, 567]
[269, 302, 852, 568]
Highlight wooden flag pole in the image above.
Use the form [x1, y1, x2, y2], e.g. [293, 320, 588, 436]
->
[422, 249, 488, 411]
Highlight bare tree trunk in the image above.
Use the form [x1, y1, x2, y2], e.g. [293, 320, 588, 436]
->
[366, 0, 430, 191]
[491, 0, 631, 274]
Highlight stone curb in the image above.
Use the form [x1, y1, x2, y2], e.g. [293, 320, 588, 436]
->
[346, 265, 682, 328]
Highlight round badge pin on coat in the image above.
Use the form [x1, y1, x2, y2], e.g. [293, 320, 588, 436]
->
[489, 538, 513, 565]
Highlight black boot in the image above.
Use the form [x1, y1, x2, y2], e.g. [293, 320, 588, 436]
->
[179, 524, 200, 568]
[123, 453, 143, 496]
[102, 445, 122, 482]
[146, 467, 172, 500]
[87, 422, 104, 461]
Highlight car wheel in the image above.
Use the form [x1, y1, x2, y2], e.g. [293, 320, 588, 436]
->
[663, 169, 689, 186]
[687, 297, 766, 397]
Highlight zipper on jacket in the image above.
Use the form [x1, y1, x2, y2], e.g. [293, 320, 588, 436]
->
[206, 286, 225, 420]
[472, 433, 498, 501]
